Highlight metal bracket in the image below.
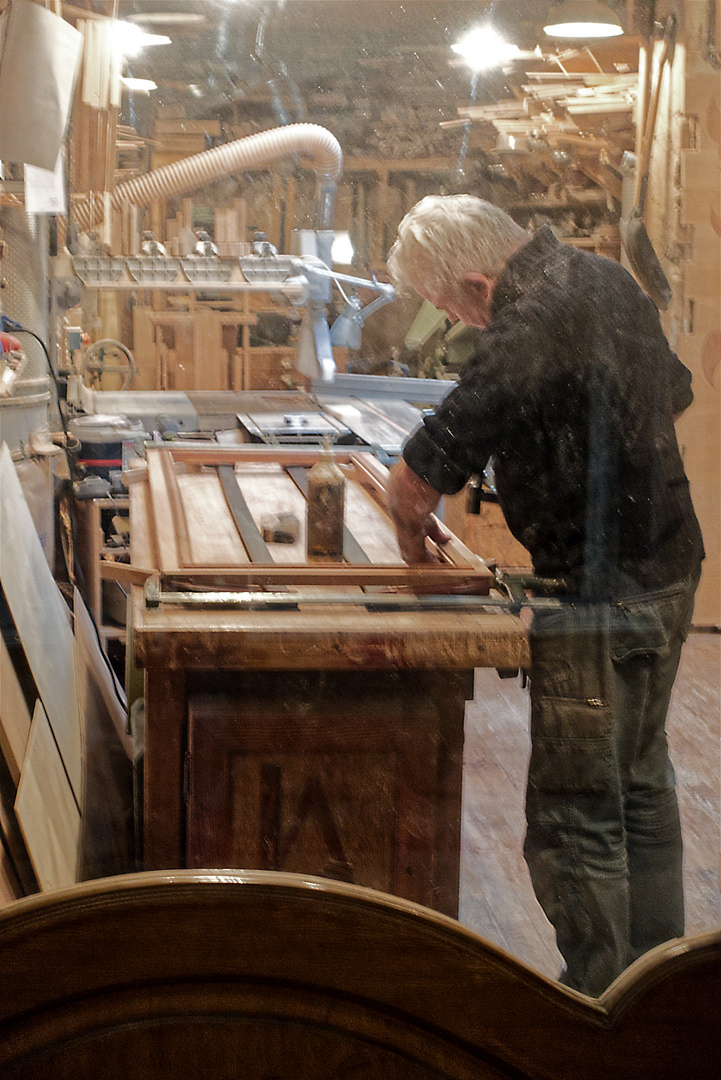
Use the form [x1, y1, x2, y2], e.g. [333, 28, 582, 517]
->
[492, 569, 568, 612]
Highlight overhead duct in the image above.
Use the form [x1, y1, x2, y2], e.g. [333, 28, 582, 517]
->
[74, 123, 343, 234]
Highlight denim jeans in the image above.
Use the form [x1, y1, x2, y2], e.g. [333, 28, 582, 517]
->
[523, 566, 701, 996]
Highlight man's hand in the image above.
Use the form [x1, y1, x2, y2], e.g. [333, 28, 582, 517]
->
[386, 460, 450, 564]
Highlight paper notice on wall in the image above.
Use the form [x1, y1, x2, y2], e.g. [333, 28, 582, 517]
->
[24, 154, 67, 215]
[0, 1, 83, 171]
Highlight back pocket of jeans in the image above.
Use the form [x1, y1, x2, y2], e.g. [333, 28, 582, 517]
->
[529, 696, 614, 793]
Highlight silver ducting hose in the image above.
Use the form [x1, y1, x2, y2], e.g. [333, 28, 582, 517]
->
[74, 123, 343, 232]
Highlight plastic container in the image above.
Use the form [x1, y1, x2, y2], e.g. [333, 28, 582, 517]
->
[69, 414, 148, 479]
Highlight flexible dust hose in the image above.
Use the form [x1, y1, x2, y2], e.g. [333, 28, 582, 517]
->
[74, 123, 343, 233]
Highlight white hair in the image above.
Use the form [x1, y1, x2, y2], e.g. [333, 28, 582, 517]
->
[387, 194, 529, 296]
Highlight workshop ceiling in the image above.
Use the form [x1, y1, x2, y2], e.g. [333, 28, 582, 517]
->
[91, 1, 636, 124]
[68, 1, 648, 231]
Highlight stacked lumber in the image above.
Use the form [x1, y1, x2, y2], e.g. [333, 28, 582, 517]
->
[70, 18, 122, 196]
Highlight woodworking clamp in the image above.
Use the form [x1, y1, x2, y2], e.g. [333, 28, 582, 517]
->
[143, 569, 565, 614]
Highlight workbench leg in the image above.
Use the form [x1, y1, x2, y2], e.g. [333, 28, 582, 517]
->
[144, 668, 187, 869]
[424, 670, 475, 917]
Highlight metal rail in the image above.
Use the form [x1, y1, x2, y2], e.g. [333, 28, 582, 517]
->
[143, 573, 564, 613]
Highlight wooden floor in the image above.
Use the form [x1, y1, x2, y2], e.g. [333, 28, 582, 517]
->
[459, 630, 721, 978]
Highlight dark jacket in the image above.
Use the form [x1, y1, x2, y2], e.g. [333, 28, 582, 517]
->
[403, 227, 704, 596]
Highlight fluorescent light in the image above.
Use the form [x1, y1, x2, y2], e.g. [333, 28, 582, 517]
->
[544, 2, 623, 39]
[121, 77, 158, 94]
[111, 21, 171, 58]
[451, 26, 521, 72]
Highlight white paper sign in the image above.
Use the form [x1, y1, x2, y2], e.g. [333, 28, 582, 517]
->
[24, 154, 66, 215]
[0, 1, 83, 171]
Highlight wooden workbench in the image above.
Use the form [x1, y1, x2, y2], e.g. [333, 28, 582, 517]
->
[127, 445, 529, 916]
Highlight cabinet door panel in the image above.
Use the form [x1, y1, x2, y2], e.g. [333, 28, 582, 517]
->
[186, 671, 467, 915]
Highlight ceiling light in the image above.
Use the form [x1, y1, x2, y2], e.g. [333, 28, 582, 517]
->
[126, 13, 205, 27]
[451, 26, 521, 72]
[111, 22, 171, 58]
[544, 2, 624, 39]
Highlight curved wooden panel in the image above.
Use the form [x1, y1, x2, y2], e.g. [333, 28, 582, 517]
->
[0, 871, 719, 1078]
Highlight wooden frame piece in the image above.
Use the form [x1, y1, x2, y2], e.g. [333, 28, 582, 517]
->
[139, 444, 494, 591]
[103, 562, 498, 591]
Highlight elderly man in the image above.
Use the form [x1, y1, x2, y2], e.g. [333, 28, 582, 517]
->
[386, 194, 704, 996]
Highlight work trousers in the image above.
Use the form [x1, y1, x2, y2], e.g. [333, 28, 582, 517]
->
[523, 566, 701, 997]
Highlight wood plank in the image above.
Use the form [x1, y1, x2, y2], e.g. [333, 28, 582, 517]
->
[14, 701, 81, 892]
[0, 635, 32, 785]
[103, 561, 502, 590]
[160, 450, 194, 568]
[349, 448, 392, 493]
[168, 446, 375, 468]
[74, 590, 135, 882]
[0, 445, 82, 800]
[344, 480, 401, 564]
[145, 450, 181, 572]
[143, 668, 187, 870]
[228, 463, 308, 565]
[176, 471, 249, 566]
[128, 479, 158, 571]
[192, 308, 231, 391]
[132, 592, 529, 673]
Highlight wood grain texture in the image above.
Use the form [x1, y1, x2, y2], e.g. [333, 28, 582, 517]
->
[0, 871, 718, 1078]
[231, 462, 308, 563]
[0, 446, 82, 800]
[0, 842, 21, 906]
[14, 703, 81, 892]
[185, 670, 470, 915]
[176, 471, 249, 566]
[0, 635, 31, 786]
[133, 592, 529, 671]
[139, 445, 492, 586]
[145, 452, 180, 571]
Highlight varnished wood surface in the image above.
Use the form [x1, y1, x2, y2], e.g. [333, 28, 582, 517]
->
[0, 870, 719, 1079]
[460, 631, 721, 978]
[185, 670, 471, 915]
[132, 586, 529, 671]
